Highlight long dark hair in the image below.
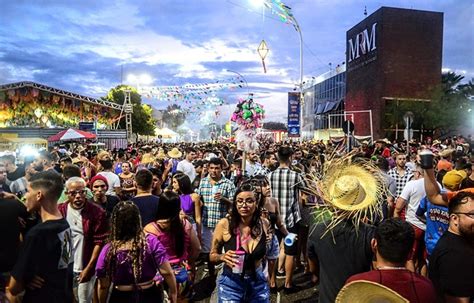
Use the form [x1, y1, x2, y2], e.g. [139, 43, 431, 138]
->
[156, 191, 185, 258]
[229, 182, 262, 239]
[173, 173, 194, 195]
[106, 201, 147, 284]
[249, 175, 269, 208]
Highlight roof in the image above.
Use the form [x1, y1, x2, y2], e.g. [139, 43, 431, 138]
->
[0, 81, 122, 110]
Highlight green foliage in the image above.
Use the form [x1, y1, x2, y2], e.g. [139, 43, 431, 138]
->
[104, 85, 156, 136]
[162, 104, 186, 130]
[384, 72, 473, 136]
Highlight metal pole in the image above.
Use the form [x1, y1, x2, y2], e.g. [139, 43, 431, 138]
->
[369, 109, 373, 143]
[292, 17, 304, 141]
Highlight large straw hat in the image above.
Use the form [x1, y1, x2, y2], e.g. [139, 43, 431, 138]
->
[141, 153, 155, 164]
[167, 147, 182, 159]
[336, 281, 409, 303]
[307, 151, 386, 231]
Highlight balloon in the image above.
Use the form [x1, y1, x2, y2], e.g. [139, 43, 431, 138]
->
[243, 110, 252, 119]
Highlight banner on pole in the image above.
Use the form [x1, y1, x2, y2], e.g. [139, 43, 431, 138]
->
[287, 92, 301, 137]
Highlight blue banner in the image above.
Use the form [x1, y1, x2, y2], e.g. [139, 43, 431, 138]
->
[287, 92, 301, 137]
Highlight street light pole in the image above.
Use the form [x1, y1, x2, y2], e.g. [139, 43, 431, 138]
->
[291, 16, 304, 141]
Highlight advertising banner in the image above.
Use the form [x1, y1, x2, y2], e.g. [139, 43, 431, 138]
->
[287, 92, 301, 137]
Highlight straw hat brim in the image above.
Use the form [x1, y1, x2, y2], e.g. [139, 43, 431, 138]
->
[336, 280, 409, 303]
[324, 164, 379, 211]
[168, 149, 182, 159]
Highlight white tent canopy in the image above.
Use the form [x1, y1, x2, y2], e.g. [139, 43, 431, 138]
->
[155, 127, 178, 138]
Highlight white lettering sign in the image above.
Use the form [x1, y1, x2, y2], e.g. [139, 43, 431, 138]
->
[348, 23, 377, 62]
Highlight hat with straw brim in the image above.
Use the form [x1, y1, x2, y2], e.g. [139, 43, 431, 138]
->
[306, 151, 386, 232]
[167, 147, 182, 159]
[336, 281, 409, 303]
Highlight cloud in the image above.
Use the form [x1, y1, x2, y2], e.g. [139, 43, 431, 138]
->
[0, 0, 472, 128]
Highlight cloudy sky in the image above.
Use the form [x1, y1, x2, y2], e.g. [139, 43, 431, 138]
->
[1, 0, 472, 125]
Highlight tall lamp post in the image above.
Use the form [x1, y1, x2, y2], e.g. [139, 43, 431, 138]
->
[254, 0, 304, 139]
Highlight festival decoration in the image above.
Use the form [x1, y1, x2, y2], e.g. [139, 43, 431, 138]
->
[257, 40, 269, 73]
[262, 0, 297, 29]
[230, 95, 265, 151]
[0, 87, 117, 128]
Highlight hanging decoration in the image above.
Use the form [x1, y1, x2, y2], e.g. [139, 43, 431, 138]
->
[139, 76, 245, 104]
[263, 0, 297, 29]
[231, 94, 265, 152]
[0, 87, 117, 128]
[257, 40, 270, 73]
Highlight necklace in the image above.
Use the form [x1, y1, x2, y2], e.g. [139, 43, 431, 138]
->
[377, 266, 406, 270]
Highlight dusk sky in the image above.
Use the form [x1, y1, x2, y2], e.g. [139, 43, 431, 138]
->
[1, 0, 472, 125]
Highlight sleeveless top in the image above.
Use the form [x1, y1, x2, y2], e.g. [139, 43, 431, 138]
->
[180, 194, 194, 218]
[145, 219, 192, 263]
[223, 219, 266, 277]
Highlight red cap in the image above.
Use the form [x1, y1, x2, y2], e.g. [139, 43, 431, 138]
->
[89, 175, 109, 190]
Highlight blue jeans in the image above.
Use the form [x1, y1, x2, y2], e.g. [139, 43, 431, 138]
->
[217, 266, 270, 303]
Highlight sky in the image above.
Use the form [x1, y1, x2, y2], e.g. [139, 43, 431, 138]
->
[0, 0, 473, 126]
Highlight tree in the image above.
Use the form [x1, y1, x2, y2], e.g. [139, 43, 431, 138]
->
[162, 104, 186, 130]
[383, 72, 473, 137]
[104, 85, 156, 136]
[263, 121, 287, 131]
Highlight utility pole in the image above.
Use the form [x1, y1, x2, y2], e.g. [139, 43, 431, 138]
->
[123, 90, 133, 142]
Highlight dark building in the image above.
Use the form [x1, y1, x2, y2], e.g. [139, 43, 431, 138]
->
[345, 7, 443, 138]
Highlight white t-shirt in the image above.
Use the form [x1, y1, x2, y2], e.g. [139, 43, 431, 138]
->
[177, 159, 196, 182]
[97, 171, 121, 196]
[400, 178, 440, 230]
[66, 204, 84, 272]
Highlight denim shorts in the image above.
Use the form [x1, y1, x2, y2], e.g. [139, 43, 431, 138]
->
[217, 266, 270, 303]
[266, 234, 280, 260]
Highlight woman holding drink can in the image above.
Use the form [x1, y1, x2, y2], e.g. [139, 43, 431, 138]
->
[209, 182, 271, 302]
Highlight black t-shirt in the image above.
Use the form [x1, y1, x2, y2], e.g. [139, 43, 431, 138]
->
[94, 195, 120, 219]
[131, 195, 160, 226]
[308, 221, 375, 303]
[0, 199, 28, 272]
[11, 218, 73, 303]
[428, 231, 474, 300]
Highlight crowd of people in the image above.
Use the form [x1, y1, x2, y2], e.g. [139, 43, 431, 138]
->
[0, 135, 472, 303]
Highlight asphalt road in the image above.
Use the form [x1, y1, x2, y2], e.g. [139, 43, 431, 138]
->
[192, 264, 319, 303]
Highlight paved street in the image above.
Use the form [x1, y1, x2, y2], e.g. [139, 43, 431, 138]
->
[193, 264, 319, 303]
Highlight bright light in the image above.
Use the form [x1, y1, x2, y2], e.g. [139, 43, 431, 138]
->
[20, 145, 38, 158]
[127, 74, 152, 86]
[139, 74, 152, 85]
[250, 0, 266, 8]
[127, 74, 137, 83]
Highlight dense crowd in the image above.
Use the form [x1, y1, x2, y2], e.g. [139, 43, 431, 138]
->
[0, 135, 473, 303]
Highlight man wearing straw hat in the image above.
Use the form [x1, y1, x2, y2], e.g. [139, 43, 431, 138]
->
[307, 154, 386, 303]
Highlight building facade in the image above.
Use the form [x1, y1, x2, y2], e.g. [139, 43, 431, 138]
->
[302, 65, 346, 138]
[345, 7, 443, 138]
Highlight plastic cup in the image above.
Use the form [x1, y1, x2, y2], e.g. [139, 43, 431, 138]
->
[284, 233, 297, 247]
[419, 149, 434, 169]
[211, 185, 219, 201]
[232, 250, 246, 274]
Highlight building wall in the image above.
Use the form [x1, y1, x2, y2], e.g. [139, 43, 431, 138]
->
[345, 7, 443, 138]
[303, 67, 346, 134]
